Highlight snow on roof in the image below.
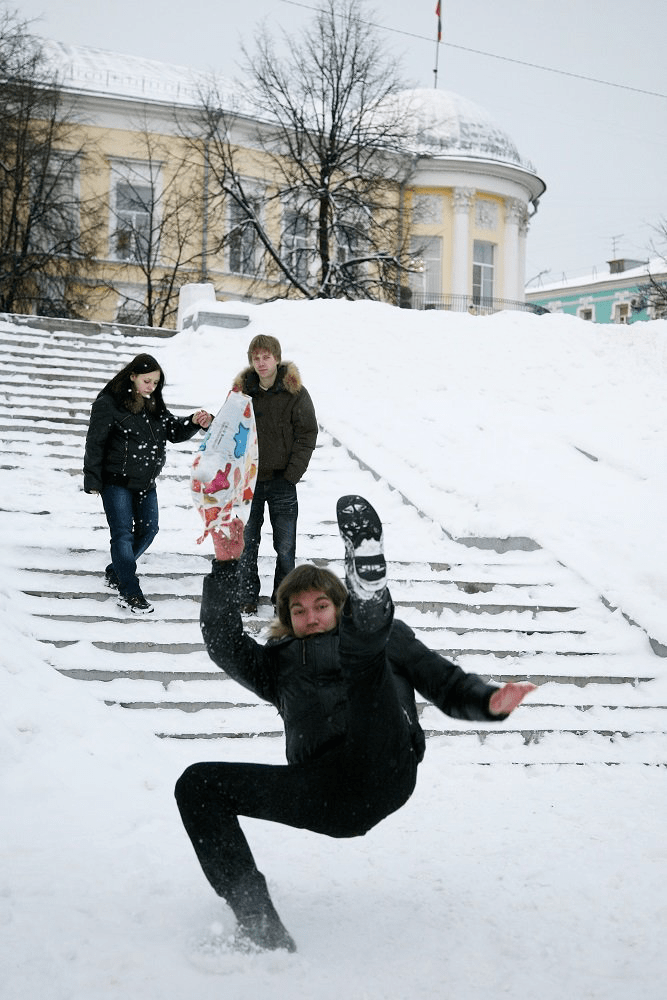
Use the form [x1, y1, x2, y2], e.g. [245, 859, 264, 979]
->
[43, 43, 534, 173]
[44, 40, 232, 107]
[530, 257, 665, 294]
[395, 88, 535, 171]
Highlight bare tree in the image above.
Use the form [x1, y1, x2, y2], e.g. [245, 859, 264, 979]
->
[632, 219, 667, 319]
[0, 7, 103, 316]
[105, 119, 206, 327]
[197, 0, 416, 301]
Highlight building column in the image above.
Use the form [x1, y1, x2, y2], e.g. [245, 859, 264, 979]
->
[518, 212, 530, 300]
[451, 187, 475, 297]
[502, 198, 525, 301]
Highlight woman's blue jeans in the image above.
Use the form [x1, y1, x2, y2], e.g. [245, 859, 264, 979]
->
[101, 484, 159, 597]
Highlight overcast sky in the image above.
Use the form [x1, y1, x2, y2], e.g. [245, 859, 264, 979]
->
[13, 0, 667, 286]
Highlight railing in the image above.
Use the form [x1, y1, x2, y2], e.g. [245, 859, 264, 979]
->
[399, 291, 549, 315]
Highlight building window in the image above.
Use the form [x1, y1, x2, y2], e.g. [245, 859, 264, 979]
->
[115, 182, 151, 260]
[31, 154, 80, 253]
[110, 162, 157, 263]
[473, 240, 494, 304]
[336, 219, 366, 282]
[614, 302, 630, 324]
[409, 236, 442, 308]
[115, 286, 148, 325]
[35, 275, 69, 317]
[228, 198, 261, 275]
[578, 306, 594, 321]
[283, 209, 310, 284]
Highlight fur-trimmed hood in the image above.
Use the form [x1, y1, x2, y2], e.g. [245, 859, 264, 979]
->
[266, 616, 300, 641]
[266, 615, 289, 640]
[232, 361, 303, 396]
[230, 358, 317, 485]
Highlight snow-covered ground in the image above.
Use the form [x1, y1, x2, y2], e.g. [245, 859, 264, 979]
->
[2, 300, 666, 998]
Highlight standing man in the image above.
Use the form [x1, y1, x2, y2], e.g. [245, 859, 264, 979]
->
[232, 334, 317, 613]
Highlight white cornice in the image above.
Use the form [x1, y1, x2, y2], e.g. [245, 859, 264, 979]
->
[411, 156, 546, 207]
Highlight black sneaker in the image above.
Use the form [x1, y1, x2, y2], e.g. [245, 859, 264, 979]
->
[104, 567, 120, 590]
[117, 592, 154, 615]
[336, 495, 386, 596]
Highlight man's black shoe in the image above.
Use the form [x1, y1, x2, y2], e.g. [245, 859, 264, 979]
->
[336, 494, 386, 595]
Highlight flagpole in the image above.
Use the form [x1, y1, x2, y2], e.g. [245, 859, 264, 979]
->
[434, 2, 442, 89]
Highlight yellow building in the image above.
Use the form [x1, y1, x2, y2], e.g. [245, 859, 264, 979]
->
[397, 89, 545, 311]
[46, 42, 545, 325]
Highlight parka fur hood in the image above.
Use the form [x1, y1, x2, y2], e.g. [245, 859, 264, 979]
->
[232, 360, 304, 396]
[266, 616, 292, 641]
[231, 360, 318, 485]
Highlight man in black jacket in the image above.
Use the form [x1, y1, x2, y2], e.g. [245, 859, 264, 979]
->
[175, 496, 535, 954]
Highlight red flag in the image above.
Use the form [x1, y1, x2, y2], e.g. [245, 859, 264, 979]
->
[435, 2, 442, 42]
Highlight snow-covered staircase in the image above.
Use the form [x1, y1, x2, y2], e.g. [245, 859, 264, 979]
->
[1, 317, 665, 765]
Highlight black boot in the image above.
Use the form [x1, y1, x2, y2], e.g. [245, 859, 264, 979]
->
[227, 871, 296, 953]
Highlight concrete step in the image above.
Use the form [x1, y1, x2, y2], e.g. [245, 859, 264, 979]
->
[1, 316, 665, 764]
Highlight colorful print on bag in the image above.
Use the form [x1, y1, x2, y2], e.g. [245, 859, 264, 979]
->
[191, 390, 258, 542]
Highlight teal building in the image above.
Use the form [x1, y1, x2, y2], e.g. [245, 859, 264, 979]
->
[525, 258, 667, 324]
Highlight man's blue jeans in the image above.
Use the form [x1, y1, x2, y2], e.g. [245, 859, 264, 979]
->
[101, 484, 159, 597]
[238, 478, 298, 605]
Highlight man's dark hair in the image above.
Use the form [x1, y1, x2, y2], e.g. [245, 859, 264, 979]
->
[273, 564, 347, 637]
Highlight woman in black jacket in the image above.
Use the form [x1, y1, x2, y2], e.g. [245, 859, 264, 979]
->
[175, 496, 536, 952]
[84, 353, 212, 613]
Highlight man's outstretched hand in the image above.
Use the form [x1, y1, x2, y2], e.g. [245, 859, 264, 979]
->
[211, 517, 245, 561]
[488, 681, 537, 716]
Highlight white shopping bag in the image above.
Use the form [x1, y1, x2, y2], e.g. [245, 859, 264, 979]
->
[190, 390, 258, 543]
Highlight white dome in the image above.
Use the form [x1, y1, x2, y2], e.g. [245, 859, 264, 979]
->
[396, 88, 532, 170]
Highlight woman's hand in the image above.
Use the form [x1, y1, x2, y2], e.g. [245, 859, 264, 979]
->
[192, 409, 214, 428]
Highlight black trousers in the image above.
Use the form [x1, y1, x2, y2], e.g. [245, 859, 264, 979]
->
[174, 606, 418, 904]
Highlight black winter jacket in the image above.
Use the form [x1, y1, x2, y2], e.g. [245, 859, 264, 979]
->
[201, 560, 505, 766]
[232, 362, 317, 484]
[83, 390, 201, 493]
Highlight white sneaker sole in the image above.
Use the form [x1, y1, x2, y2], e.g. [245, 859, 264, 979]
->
[117, 598, 154, 615]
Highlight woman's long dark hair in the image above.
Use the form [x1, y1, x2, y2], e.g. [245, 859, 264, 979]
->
[102, 354, 166, 413]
